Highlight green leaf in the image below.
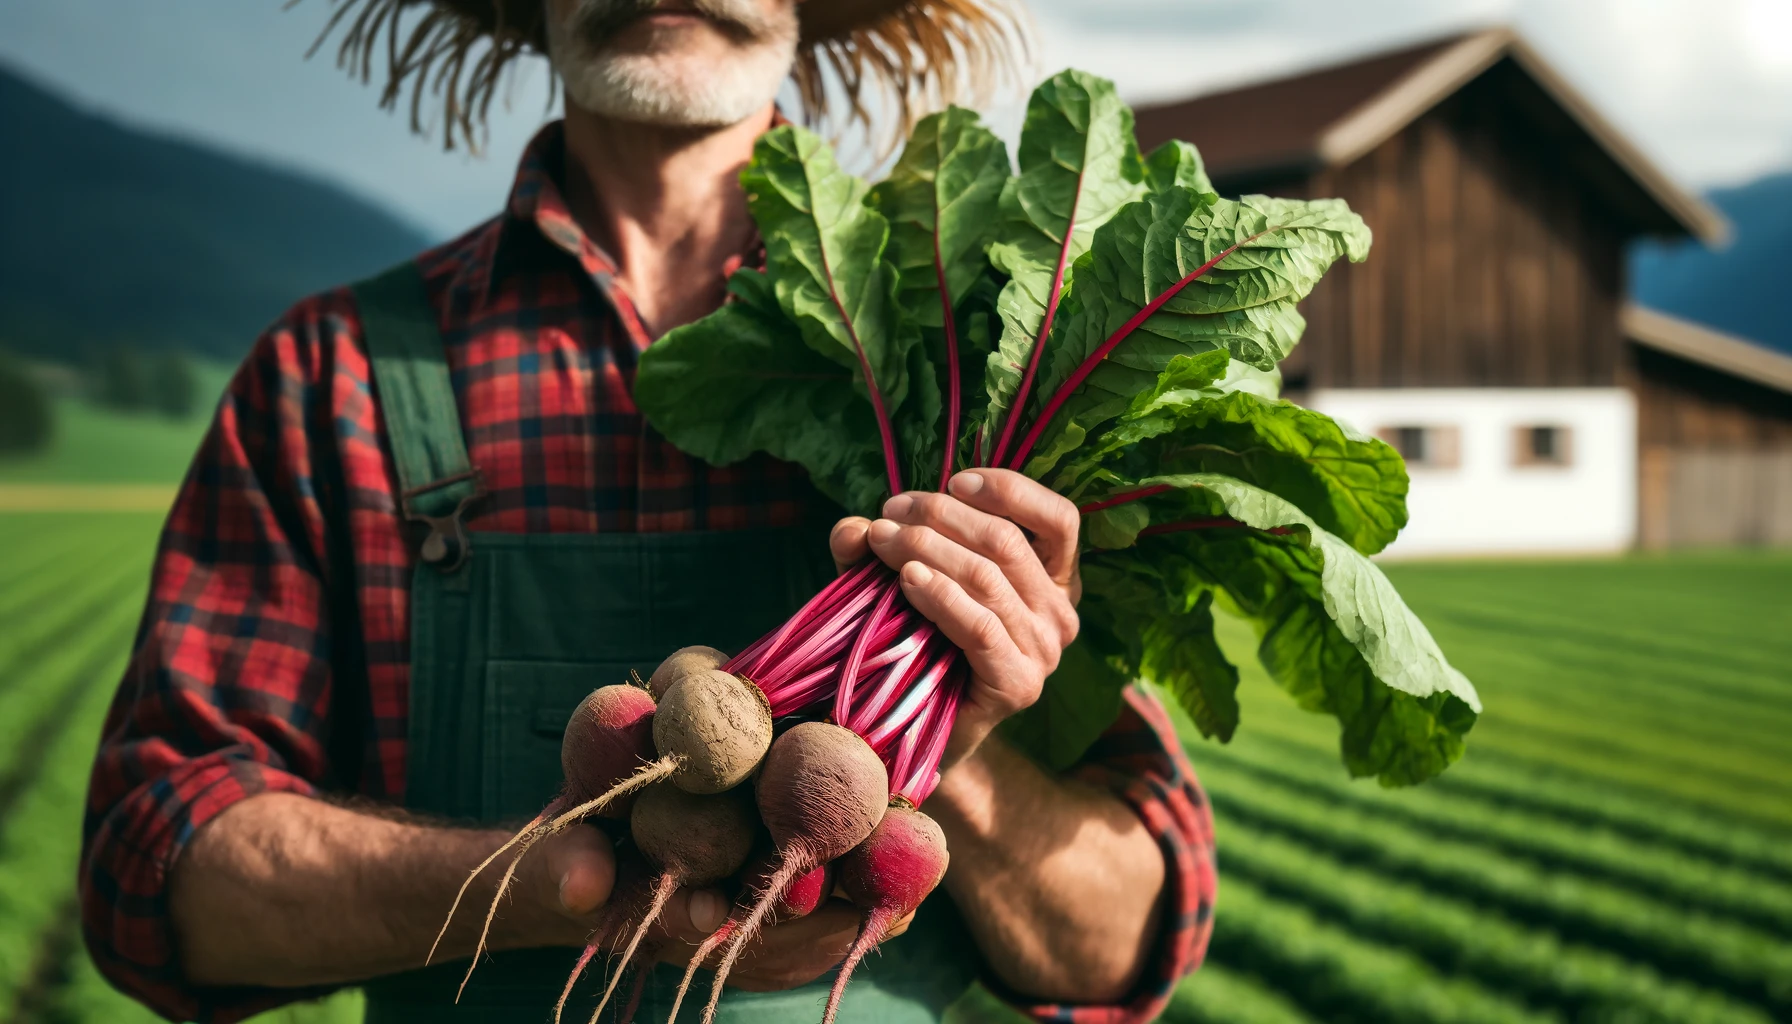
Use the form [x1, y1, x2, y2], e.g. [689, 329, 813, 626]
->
[1024, 190, 1371, 473]
[873, 106, 1011, 328]
[1001, 634, 1132, 773]
[635, 270, 889, 514]
[979, 70, 1148, 458]
[1060, 385, 1410, 555]
[742, 125, 917, 417]
[1084, 472, 1479, 785]
[1139, 591, 1240, 742]
[1143, 139, 1217, 202]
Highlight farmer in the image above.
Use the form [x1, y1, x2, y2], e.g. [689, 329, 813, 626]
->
[78, 1, 1215, 1021]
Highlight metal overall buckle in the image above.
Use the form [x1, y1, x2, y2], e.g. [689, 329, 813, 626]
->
[401, 469, 487, 571]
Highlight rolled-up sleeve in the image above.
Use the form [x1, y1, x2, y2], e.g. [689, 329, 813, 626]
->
[79, 307, 350, 1023]
[1009, 685, 1218, 1024]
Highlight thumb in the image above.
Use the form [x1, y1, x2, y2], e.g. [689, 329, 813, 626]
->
[829, 517, 872, 575]
[542, 825, 616, 916]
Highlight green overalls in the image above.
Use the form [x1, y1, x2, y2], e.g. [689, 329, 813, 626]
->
[349, 265, 985, 1024]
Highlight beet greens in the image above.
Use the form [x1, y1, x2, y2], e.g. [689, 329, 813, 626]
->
[635, 68, 1482, 794]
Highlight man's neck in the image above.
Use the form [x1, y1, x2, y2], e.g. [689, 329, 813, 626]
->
[560, 103, 774, 336]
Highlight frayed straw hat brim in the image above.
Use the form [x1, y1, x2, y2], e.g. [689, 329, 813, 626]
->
[307, 0, 1032, 151]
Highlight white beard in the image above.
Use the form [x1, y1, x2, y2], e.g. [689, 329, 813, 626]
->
[547, 3, 798, 127]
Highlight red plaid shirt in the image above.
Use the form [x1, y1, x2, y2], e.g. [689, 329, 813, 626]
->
[79, 121, 1216, 1024]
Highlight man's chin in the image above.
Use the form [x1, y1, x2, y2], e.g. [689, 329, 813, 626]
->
[561, 53, 787, 127]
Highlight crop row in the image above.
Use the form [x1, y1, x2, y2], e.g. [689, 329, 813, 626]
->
[0, 581, 146, 789]
[0, 623, 135, 1017]
[0, 538, 143, 656]
[1197, 759, 1792, 1014]
[1203, 876, 1550, 1024]
[1216, 817, 1771, 1024]
[1200, 734, 1792, 937]
[1204, 709, 1792, 886]
[1162, 963, 1315, 1024]
[0, 556, 151, 690]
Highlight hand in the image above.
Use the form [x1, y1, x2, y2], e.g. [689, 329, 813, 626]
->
[656, 899, 916, 991]
[830, 469, 1081, 765]
[532, 825, 730, 949]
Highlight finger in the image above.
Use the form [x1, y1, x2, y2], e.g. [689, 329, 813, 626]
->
[866, 519, 1043, 657]
[896, 560, 1031, 686]
[947, 470, 1081, 585]
[654, 887, 729, 944]
[830, 517, 872, 574]
[722, 901, 862, 992]
[882, 491, 1063, 618]
[542, 826, 616, 916]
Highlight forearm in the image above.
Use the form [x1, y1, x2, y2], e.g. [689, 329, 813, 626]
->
[169, 792, 583, 988]
[928, 735, 1166, 1003]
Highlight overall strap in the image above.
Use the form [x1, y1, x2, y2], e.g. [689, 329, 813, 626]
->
[354, 262, 485, 569]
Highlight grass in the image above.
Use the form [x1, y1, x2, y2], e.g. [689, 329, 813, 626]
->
[0, 362, 233, 485]
[0, 506, 1786, 1022]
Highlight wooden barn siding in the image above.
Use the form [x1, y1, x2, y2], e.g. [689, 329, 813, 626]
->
[1221, 80, 1627, 390]
[1634, 347, 1792, 547]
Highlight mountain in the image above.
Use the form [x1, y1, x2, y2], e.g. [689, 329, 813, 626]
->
[0, 63, 432, 364]
[1631, 171, 1792, 357]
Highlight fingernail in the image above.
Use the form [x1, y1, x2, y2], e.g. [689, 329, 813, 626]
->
[901, 561, 934, 586]
[868, 518, 900, 543]
[882, 494, 914, 519]
[689, 890, 725, 933]
[949, 472, 985, 496]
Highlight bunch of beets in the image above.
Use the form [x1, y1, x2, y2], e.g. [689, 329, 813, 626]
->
[433, 64, 1483, 1024]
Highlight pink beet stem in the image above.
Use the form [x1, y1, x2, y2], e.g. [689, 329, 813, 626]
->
[850, 625, 941, 734]
[1006, 229, 1273, 471]
[897, 671, 965, 805]
[733, 559, 880, 677]
[863, 655, 950, 749]
[990, 166, 1086, 468]
[833, 578, 902, 723]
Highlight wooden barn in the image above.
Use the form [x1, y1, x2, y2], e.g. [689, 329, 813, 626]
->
[1134, 27, 1792, 553]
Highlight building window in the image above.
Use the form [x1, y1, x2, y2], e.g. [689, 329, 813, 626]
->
[1514, 425, 1573, 467]
[1379, 425, 1461, 469]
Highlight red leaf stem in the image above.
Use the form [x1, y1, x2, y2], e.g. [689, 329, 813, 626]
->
[1077, 484, 1175, 514]
[1005, 229, 1275, 471]
[817, 241, 904, 496]
[991, 168, 1086, 468]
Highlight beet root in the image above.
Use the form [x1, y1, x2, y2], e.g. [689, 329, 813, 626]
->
[435, 683, 661, 992]
[822, 804, 949, 1024]
[586, 784, 758, 1023]
[666, 854, 833, 1023]
[647, 645, 728, 700]
[653, 669, 774, 794]
[701, 722, 888, 1023]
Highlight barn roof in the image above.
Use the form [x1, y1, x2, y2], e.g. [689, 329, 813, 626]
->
[1133, 27, 1730, 245]
[1624, 306, 1792, 397]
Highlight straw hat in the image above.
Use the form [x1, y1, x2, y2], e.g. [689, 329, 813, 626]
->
[309, 0, 1031, 149]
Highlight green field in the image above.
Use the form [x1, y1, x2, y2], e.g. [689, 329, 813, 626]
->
[0, 363, 232, 485]
[1, 506, 1788, 1023]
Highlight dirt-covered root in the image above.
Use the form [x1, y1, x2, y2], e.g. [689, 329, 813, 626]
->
[648, 645, 728, 700]
[654, 670, 774, 794]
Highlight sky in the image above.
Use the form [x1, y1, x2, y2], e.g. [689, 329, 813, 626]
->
[4, 0, 1790, 240]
